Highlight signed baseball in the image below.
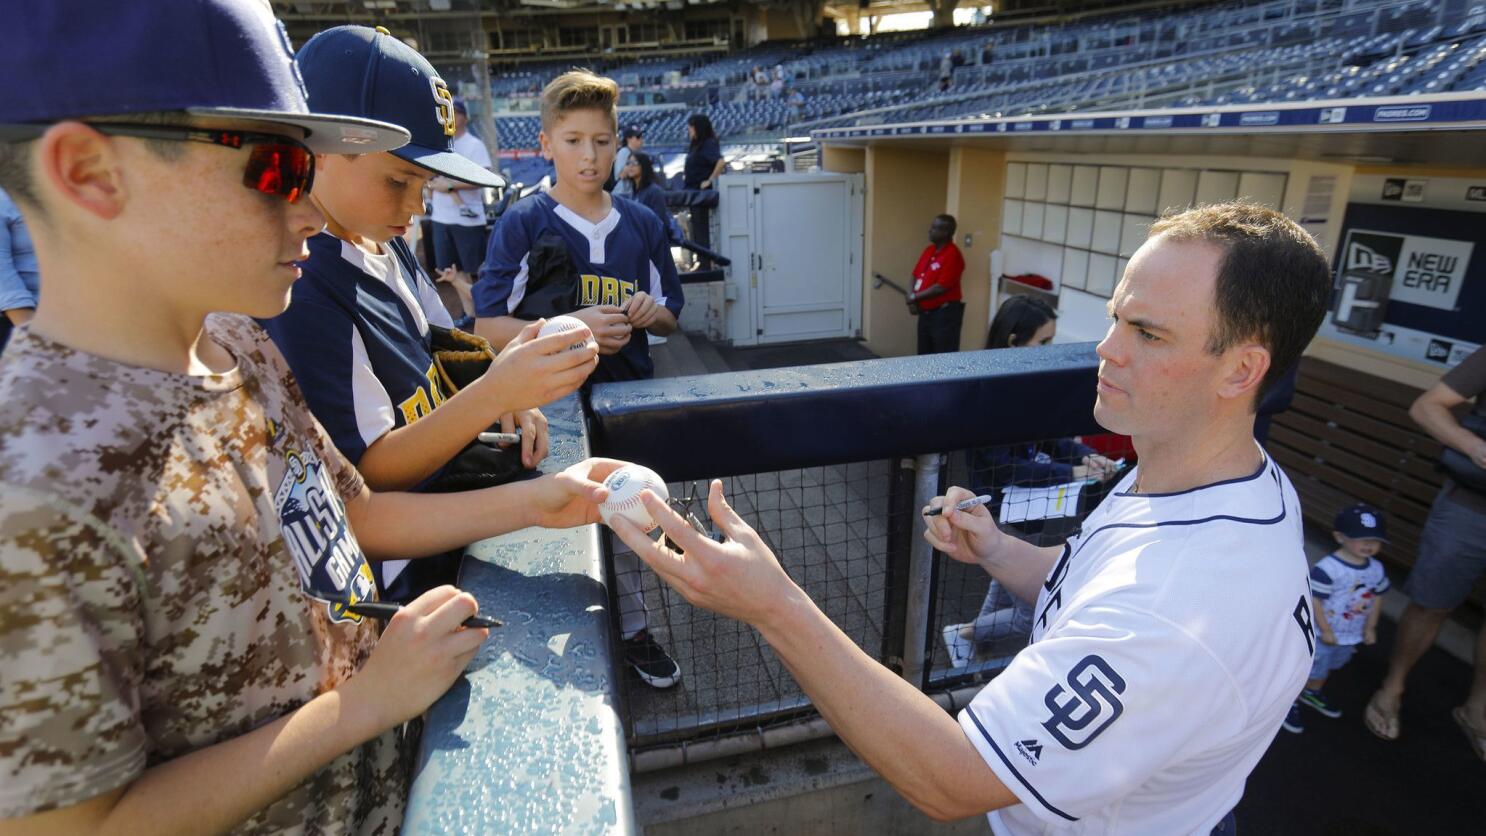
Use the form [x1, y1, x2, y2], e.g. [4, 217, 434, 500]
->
[600, 464, 669, 533]
[538, 315, 591, 351]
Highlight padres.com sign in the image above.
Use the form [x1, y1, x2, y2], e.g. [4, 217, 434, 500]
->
[1340, 229, 1474, 311]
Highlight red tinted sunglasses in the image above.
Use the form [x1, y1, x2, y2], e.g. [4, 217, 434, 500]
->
[90, 124, 315, 203]
[0, 122, 315, 203]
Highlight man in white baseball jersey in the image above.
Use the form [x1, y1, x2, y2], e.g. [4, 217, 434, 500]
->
[607, 202, 1333, 834]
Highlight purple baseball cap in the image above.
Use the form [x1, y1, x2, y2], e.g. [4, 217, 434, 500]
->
[0, 0, 409, 154]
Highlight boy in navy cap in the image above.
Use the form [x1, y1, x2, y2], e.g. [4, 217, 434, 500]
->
[261, 26, 599, 600]
[0, 2, 618, 831]
[1283, 503, 1390, 733]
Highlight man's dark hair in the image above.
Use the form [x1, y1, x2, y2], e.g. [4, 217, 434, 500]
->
[1147, 201, 1331, 409]
[0, 111, 189, 211]
[934, 213, 957, 235]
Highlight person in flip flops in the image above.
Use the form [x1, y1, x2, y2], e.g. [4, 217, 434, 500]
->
[1366, 344, 1486, 757]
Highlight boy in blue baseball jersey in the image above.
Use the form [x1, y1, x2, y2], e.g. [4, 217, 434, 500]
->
[473, 70, 684, 687]
[473, 70, 684, 384]
[261, 28, 600, 601]
[1283, 503, 1390, 733]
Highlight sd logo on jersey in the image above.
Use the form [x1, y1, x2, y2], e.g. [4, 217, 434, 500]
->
[274, 449, 376, 622]
[1042, 654, 1127, 750]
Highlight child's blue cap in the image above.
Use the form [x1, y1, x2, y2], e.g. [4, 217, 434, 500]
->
[296, 26, 503, 187]
[0, 0, 409, 155]
[1334, 503, 1387, 542]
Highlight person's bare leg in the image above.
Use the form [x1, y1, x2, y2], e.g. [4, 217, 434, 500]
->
[1376, 602, 1452, 711]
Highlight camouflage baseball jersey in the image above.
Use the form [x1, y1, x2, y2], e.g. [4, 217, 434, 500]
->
[0, 314, 405, 833]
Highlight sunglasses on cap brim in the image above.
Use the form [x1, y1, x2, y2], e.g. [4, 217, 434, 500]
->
[0, 122, 316, 204]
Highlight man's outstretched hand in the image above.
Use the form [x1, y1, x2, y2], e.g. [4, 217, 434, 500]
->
[607, 479, 800, 627]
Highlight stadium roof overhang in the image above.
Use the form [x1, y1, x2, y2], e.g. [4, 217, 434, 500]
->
[811, 92, 1486, 168]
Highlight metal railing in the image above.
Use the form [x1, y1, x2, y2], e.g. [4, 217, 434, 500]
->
[407, 344, 1109, 828]
[587, 343, 1105, 769]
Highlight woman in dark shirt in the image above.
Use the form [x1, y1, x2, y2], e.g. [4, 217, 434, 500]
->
[623, 152, 685, 245]
[683, 113, 724, 190]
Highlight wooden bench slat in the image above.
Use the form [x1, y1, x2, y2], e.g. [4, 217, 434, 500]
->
[1267, 425, 1443, 507]
[1307, 357, 1420, 412]
[1285, 390, 1444, 456]
[1267, 422, 1442, 489]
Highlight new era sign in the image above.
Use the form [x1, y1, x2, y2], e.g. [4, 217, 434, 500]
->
[1341, 229, 1473, 311]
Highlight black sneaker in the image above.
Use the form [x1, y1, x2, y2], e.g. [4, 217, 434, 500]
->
[624, 631, 681, 689]
[1298, 689, 1342, 719]
[1282, 703, 1304, 734]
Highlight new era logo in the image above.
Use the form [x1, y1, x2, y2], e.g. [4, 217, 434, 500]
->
[1346, 241, 1393, 274]
[1015, 738, 1043, 766]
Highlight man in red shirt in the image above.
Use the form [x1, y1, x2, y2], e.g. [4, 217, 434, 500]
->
[909, 214, 966, 354]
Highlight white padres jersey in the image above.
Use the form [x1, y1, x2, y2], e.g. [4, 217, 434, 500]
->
[959, 450, 1315, 834]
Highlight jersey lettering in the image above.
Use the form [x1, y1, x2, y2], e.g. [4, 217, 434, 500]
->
[578, 273, 636, 308]
[1293, 594, 1315, 656]
[1042, 654, 1127, 750]
[1037, 545, 1075, 631]
[397, 362, 446, 425]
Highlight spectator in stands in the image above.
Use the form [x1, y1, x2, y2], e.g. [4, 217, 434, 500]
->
[624, 152, 685, 245]
[684, 112, 725, 190]
[787, 85, 806, 117]
[261, 26, 596, 601]
[938, 51, 954, 90]
[1368, 344, 1486, 758]
[429, 99, 497, 281]
[0, 187, 38, 353]
[770, 64, 786, 99]
[751, 64, 769, 101]
[472, 70, 685, 690]
[908, 213, 965, 355]
[611, 124, 643, 196]
[1282, 503, 1389, 734]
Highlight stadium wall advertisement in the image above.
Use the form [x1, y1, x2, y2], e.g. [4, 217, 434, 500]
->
[1316, 188, 1486, 374]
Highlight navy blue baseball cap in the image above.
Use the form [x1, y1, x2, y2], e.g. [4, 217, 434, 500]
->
[0, 0, 409, 154]
[1335, 503, 1388, 542]
[296, 26, 504, 187]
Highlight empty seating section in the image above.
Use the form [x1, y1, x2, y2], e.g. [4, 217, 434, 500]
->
[486, 0, 1486, 158]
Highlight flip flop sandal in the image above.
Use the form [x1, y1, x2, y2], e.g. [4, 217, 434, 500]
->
[1451, 706, 1486, 761]
[1365, 693, 1400, 741]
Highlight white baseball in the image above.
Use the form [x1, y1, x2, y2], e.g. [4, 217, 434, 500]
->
[538, 315, 590, 351]
[600, 464, 669, 533]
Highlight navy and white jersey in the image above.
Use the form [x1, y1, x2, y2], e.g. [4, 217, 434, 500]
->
[473, 192, 683, 383]
[260, 232, 454, 588]
[959, 449, 1314, 834]
[1310, 553, 1388, 646]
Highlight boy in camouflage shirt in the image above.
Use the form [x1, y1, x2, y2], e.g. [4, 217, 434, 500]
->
[0, 2, 619, 833]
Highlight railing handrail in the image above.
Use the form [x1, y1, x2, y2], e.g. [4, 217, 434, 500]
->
[404, 392, 635, 835]
[588, 343, 1103, 483]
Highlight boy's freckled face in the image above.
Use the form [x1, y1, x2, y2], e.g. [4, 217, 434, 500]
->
[124, 121, 323, 318]
[539, 109, 617, 193]
[312, 152, 436, 243]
